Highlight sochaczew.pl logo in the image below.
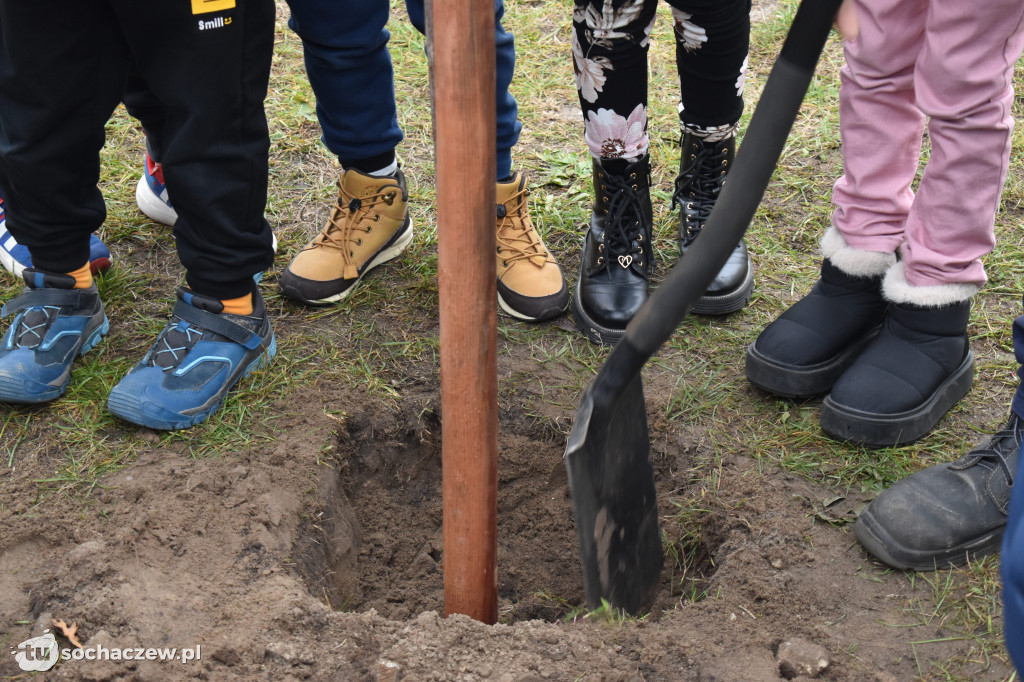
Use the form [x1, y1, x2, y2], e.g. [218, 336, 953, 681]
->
[10, 631, 202, 671]
[11, 630, 60, 672]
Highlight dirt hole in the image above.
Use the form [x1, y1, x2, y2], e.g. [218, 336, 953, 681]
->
[293, 391, 587, 623]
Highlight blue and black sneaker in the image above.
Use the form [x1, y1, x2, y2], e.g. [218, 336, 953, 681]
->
[0, 269, 108, 403]
[107, 286, 275, 430]
[0, 198, 112, 277]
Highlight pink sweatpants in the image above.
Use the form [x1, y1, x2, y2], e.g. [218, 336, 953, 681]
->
[831, 0, 1024, 287]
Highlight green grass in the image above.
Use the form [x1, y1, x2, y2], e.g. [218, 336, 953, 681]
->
[1, 1, 1022, 679]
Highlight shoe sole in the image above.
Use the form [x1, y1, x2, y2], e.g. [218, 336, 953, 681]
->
[0, 315, 109, 403]
[745, 326, 881, 399]
[853, 506, 1004, 571]
[570, 284, 627, 346]
[135, 175, 179, 226]
[819, 350, 975, 448]
[281, 218, 413, 306]
[499, 293, 567, 322]
[497, 281, 569, 323]
[107, 334, 277, 431]
[691, 264, 754, 316]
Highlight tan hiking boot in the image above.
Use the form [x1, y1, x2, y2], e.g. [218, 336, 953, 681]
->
[280, 167, 413, 305]
[496, 173, 568, 321]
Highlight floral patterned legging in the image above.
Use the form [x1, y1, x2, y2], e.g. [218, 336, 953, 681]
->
[572, 0, 750, 161]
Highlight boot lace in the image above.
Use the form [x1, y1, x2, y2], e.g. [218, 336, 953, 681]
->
[496, 188, 546, 267]
[953, 414, 1024, 486]
[592, 172, 653, 275]
[13, 306, 60, 348]
[152, 322, 204, 371]
[305, 180, 398, 272]
[671, 142, 729, 244]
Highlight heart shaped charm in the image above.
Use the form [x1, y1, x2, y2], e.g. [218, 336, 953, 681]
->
[617, 254, 633, 269]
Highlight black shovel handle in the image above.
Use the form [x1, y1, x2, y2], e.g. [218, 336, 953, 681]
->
[596, 0, 843, 391]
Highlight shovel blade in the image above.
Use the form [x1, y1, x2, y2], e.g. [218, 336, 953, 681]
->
[565, 374, 663, 614]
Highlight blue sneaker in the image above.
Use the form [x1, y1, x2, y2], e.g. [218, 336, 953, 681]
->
[0, 198, 112, 277]
[135, 153, 178, 226]
[0, 269, 109, 403]
[107, 286, 275, 430]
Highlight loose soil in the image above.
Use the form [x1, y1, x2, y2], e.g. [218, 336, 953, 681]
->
[2, 369, 1009, 681]
[0, 1, 1015, 680]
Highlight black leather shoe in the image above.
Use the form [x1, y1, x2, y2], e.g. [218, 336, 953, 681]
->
[673, 132, 752, 315]
[855, 412, 1022, 570]
[820, 298, 974, 447]
[746, 259, 887, 398]
[572, 156, 653, 345]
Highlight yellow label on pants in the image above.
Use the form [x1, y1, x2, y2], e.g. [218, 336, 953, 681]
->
[192, 0, 235, 14]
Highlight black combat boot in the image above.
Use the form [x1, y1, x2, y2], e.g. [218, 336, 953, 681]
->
[855, 411, 1022, 570]
[572, 156, 654, 345]
[672, 132, 752, 315]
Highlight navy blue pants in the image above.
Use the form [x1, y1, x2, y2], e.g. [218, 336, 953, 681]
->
[286, 0, 521, 180]
[1003, 304, 1024, 669]
[0, 0, 276, 299]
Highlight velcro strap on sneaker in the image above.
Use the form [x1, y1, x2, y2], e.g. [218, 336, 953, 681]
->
[1, 288, 94, 318]
[172, 299, 265, 351]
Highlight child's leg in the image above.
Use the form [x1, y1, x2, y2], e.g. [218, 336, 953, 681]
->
[0, 1, 123, 404]
[572, 0, 656, 162]
[114, 0, 277, 300]
[668, 0, 748, 136]
[406, 0, 521, 180]
[287, 0, 400, 172]
[1005, 310, 1024, 672]
[104, 0, 277, 430]
[668, 0, 752, 315]
[0, 2, 126, 276]
[901, 0, 1024, 288]
[570, 0, 658, 344]
[831, 0, 927, 253]
[1003, 447, 1024, 669]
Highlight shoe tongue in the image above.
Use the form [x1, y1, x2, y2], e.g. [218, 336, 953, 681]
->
[22, 268, 77, 290]
[13, 269, 78, 347]
[177, 288, 224, 314]
[346, 169, 398, 199]
[496, 172, 525, 203]
[601, 158, 631, 176]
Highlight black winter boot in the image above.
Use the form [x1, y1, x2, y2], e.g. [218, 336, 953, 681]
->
[820, 264, 976, 447]
[745, 229, 894, 398]
[572, 156, 654, 345]
[672, 132, 752, 315]
[854, 411, 1022, 570]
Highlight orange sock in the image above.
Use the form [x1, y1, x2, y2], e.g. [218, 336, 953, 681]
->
[66, 263, 93, 289]
[220, 293, 253, 316]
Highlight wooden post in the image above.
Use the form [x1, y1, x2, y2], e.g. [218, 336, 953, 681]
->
[427, 0, 498, 623]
